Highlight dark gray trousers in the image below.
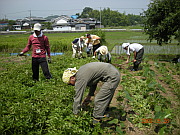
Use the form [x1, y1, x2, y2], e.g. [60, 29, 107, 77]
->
[93, 66, 120, 118]
[133, 48, 144, 71]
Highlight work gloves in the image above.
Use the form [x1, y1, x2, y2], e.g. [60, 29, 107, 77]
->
[48, 57, 52, 63]
[18, 52, 24, 56]
[73, 44, 77, 48]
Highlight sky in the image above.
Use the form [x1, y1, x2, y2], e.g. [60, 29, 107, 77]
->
[0, 0, 151, 20]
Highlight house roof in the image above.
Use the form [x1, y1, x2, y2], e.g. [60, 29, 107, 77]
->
[51, 15, 71, 23]
[17, 17, 46, 22]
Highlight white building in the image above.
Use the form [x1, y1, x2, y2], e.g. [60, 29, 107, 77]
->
[51, 15, 102, 31]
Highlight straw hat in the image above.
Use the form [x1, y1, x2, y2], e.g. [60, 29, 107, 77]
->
[100, 46, 108, 55]
[33, 23, 42, 31]
[62, 67, 78, 84]
[122, 43, 130, 49]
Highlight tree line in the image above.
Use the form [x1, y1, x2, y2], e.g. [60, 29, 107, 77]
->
[76, 7, 143, 27]
[77, 0, 179, 45]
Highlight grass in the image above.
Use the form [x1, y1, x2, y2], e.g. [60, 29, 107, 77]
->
[0, 31, 179, 134]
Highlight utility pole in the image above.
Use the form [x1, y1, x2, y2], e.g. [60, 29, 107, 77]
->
[100, 7, 102, 29]
[29, 10, 32, 29]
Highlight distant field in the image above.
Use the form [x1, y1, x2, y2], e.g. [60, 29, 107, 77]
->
[0, 31, 178, 54]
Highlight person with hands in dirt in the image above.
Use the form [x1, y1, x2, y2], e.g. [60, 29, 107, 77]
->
[62, 62, 120, 124]
[19, 23, 52, 81]
[71, 36, 85, 58]
[122, 43, 144, 71]
[93, 45, 111, 63]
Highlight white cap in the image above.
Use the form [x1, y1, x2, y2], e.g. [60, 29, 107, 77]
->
[99, 46, 108, 55]
[122, 43, 130, 49]
[33, 23, 42, 31]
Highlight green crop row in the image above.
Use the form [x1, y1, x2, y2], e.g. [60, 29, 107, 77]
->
[118, 59, 179, 134]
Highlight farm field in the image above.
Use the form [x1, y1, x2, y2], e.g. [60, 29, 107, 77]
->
[0, 31, 179, 135]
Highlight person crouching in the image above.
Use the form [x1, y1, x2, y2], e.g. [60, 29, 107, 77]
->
[93, 45, 111, 63]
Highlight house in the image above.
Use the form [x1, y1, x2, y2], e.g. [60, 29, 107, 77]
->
[12, 25, 21, 30]
[16, 17, 47, 29]
[51, 15, 103, 31]
[14, 15, 103, 31]
[0, 22, 8, 30]
[51, 15, 72, 31]
[77, 18, 102, 29]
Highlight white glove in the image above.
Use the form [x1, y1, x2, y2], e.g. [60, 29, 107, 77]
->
[73, 45, 77, 48]
[79, 51, 82, 54]
[19, 52, 24, 56]
[92, 56, 95, 59]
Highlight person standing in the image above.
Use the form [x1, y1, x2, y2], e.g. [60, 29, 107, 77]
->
[122, 43, 144, 71]
[85, 38, 93, 57]
[62, 62, 120, 124]
[71, 36, 85, 58]
[86, 34, 101, 57]
[19, 23, 52, 81]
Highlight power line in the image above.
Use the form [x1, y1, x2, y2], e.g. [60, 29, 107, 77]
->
[1, 7, 148, 20]
[4, 7, 148, 15]
[5, 10, 29, 15]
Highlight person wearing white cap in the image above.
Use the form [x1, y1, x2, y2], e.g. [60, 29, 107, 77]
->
[62, 62, 120, 124]
[122, 43, 144, 71]
[19, 23, 52, 81]
[71, 36, 85, 58]
[93, 45, 111, 63]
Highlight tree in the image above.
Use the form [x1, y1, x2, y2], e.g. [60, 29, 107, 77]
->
[80, 7, 93, 18]
[127, 14, 143, 26]
[79, 7, 143, 27]
[143, 0, 180, 45]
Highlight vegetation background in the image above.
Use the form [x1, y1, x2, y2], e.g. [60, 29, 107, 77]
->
[0, 30, 179, 135]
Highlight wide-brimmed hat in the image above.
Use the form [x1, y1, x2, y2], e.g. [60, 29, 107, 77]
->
[62, 67, 78, 84]
[100, 46, 108, 55]
[33, 23, 42, 31]
[122, 43, 130, 49]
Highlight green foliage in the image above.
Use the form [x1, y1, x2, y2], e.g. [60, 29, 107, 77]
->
[80, 7, 93, 18]
[154, 62, 180, 97]
[87, 29, 106, 44]
[79, 7, 143, 27]
[119, 58, 179, 134]
[0, 54, 101, 135]
[143, 0, 180, 45]
[41, 22, 53, 30]
[0, 32, 179, 135]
